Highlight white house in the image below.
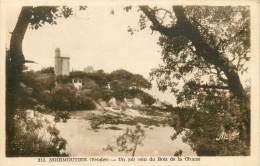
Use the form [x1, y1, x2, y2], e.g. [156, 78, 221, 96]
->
[72, 78, 83, 90]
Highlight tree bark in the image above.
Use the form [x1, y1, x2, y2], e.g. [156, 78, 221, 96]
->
[6, 6, 32, 156]
[140, 6, 250, 148]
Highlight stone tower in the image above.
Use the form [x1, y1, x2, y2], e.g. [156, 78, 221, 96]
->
[54, 48, 70, 76]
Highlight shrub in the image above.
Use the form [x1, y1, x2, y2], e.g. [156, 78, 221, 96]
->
[136, 91, 156, 105]
[75, 95, 96, 110]
[54, 111, 71, 122]
[49, 84, 96, 111]
[49, 84, 76, 110]
[9, 110, 68, 157]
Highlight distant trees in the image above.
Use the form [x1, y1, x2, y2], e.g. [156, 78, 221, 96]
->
[15, 68, 153, 112]
[40, 67, 55, 74]
[18, 70, 54, 109]
[110, 69, 151, 90]
[81, 79, 103, 100]
[68, 69, 154, 104]
[135, 90, 155, 105]
[14, 69, 97, 111]
[70, 70, 109, 88]
[109, 69, 152, 102]
[49, 84, 96, 111]
[49, 84, 76, 110]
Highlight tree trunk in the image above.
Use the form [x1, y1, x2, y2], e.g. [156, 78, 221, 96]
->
[6, 6, 32, 156]
[171, 6, 250, 146]
[141, 6, 250, 148]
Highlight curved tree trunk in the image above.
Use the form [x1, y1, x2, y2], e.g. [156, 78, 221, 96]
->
[171, 6, 250, 146]
[6, 7, 32, 156]
[140, 6, 250, 149]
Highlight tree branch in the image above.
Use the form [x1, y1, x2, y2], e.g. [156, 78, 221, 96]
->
[141, 5, 247, 101]
[139, 6, 179, 37]
[141, 6, 250, 145]
[192, 83, 229, 90]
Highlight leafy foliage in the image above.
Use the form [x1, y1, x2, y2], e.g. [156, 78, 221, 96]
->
[17, 67, 154, 112]
[69, 69, 153, 103]
[148, 6, 250, 97]
[110, 69, 151, 89]
[109, 69, 152, 101]
[28, 6, 87, 30]
[138, 6, 250, 155]
[10, 110, 68, 157]
[49, 84, 96, 111]
[40, 67, 54, 74]
[6, 5, 87, 157]
[17, 69, 54, 108]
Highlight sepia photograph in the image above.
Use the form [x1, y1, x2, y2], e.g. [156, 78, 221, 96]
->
[1, 0, 260, 165]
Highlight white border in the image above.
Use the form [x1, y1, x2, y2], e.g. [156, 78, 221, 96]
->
[0, 0, 259, 166]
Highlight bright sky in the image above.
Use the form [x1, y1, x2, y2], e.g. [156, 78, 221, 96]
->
[5, 6, 163, 78]
[4, 5, 251, 105]
[5, 5, 177, 104]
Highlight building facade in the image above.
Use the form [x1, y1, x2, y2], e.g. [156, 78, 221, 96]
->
[72, 78, 83, 90]
[54, 48, 70, 76]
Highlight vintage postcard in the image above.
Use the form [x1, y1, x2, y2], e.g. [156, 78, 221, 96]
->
[0, 0, 259, 165]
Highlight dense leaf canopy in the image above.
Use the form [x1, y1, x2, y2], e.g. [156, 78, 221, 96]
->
[136, 6, 250, 155]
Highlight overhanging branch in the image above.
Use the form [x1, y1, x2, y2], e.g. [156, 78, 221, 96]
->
[192, 83, 229, 90]
[141, 5, 247, 100]
[139, 6, 179, 37]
